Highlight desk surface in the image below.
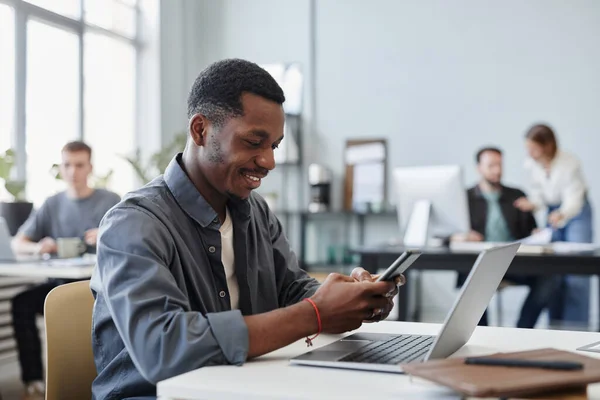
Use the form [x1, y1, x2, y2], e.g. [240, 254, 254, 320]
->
[356, 245, 600, 276]
[357, 244, 600, 259]
[0, 261, 95, 279]
[157, 321, 600, 400]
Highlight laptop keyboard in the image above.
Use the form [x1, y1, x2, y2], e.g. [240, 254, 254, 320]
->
[339, 335, 435, 365]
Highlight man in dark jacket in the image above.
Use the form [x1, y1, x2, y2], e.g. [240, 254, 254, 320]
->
[453, 147, 560, 328]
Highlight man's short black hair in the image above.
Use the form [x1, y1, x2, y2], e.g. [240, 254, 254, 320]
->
[187, 58, 286, 125]
[476, 147, 502, 163]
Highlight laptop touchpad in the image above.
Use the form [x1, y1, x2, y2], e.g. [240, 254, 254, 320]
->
[322, 339, 370, 352]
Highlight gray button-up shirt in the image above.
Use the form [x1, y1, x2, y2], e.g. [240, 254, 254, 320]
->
[90, 154, 320, 400]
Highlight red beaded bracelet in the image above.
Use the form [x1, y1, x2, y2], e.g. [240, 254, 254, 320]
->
[303, 298, 322, 347]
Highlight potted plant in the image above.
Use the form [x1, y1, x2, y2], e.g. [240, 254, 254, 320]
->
[0, 149, 33, 236]
[121, 131, 188, 183]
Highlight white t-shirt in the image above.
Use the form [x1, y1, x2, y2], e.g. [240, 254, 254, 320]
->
[219, 208, 239, 309]
[524, 150, 587, 224]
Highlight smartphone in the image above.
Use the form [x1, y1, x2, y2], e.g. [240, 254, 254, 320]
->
[376, 250, 422, 282]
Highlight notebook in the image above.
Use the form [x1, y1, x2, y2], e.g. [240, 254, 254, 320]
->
[402, 348, 600, 398]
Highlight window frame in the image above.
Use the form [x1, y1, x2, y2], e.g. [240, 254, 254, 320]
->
[0, 0, 140, 189]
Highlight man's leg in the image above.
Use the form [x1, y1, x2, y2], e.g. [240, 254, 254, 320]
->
[479, 309, 489, 326]
[548, 225, 567, 323]
[11, 282, 58, 384]
[560, 201, 593, 328]
[510, 275, 562, 329]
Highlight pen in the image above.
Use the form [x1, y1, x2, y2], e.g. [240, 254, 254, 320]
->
[464, 357, 584, 371]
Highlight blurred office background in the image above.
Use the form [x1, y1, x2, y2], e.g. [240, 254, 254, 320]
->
[0, 0, 599, 396]
[157, 0, 600, 328]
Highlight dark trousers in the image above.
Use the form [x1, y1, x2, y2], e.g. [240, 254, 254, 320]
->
[547, 201, 593, 326]
[11, 281, 60, 383]
[457, 274, 561, 328]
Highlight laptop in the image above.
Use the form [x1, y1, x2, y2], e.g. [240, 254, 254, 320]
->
[290, 242, 520, 373]
[0, 217, 27, 262]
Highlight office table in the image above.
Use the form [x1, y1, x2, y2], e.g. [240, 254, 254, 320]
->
[157, 321, 600, 400]
[356, 246, 600, 322]
[0, 261, 95, 279]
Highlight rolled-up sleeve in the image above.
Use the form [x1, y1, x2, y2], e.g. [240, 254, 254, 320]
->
[268, 209, 320, 306]
[94, 206, 248, 384]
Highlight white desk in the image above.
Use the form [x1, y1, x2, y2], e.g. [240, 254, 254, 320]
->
[157, 321, 600, 400]
[0, 261, 94, 279]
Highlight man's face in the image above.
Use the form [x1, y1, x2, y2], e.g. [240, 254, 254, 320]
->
[59, 150, 92, 190]
[198, 93, 285, 200]
[477, 151, 503, 186]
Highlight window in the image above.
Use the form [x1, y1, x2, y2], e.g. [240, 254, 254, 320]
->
[24, 0, 80, 19]
[26, 20, 80, 205]
[84, 33, 135, 197]
[2, 0, 141, 206]
[0, 4, 14, 153]
[84, 0, 136, 38]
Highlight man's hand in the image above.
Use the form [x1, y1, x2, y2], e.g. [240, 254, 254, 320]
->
[36, 237, 57, 255]
[451, 230, 484, 243]
[548, 211, 564, 228]
[514, 197, 536, 212]
[350, 267, 404, 322]
[310, 273, 396, 333]
[84, 228, 99, 247]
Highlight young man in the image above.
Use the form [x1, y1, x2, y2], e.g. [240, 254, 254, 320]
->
[453, 147, 560, 328]
[90, 59, 401, 400]
[11, 141, 120, 400]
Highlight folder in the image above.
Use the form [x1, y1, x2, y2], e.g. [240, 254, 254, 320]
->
[403, 348, 600, 398]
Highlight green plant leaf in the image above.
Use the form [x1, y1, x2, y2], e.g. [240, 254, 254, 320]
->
[5, 180, 26, 201]
[0, 148, 16, 181]
[93, 169, 114, 188]
[50, 163, 62, 180]
[118, 151, 150, 183]
[121, 131, 187, 183]
[0, 148, 26, 201]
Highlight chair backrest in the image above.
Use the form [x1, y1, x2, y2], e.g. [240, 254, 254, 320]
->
[44, 280, 96, 400]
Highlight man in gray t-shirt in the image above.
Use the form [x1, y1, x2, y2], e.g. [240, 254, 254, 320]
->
[18, 188, 120, 254]
[11, 141, 120, 400]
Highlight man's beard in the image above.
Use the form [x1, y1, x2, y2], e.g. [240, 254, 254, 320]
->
[225, 190, 245, 201]
[484, 178, 502, 189]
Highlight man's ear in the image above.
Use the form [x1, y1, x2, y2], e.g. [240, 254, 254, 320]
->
[189, 114, 209, 147]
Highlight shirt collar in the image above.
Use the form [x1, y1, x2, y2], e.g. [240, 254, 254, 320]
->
[164, 153, 251, 227]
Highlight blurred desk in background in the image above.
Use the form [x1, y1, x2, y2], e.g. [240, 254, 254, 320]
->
[0, 261, 94, 280]
[355, 246, 600, 324]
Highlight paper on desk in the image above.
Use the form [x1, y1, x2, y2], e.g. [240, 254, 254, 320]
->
[45, 256, 96, 267]
[578, 340, 600, 353]
[551, 241, 598, 253]
[518, 228, 553, 245]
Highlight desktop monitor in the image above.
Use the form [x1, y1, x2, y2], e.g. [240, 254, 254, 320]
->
[393, 165, 470, 247]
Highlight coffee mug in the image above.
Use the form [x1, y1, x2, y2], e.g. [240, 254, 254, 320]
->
[56, 237, 86, 258]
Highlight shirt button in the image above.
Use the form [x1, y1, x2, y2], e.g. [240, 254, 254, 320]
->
[208, 246, 216, 253]
[219, 291, 226, 298]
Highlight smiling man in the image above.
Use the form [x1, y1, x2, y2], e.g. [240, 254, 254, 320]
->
[90, 59, 400, 400]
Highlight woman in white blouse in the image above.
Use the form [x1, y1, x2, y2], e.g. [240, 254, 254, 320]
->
[514, 124, 593, 328]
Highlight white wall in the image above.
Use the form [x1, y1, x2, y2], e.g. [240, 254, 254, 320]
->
[160, 0, 600, 324]
[159, 0, 206, 145]
[316, 0, 600, 231]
